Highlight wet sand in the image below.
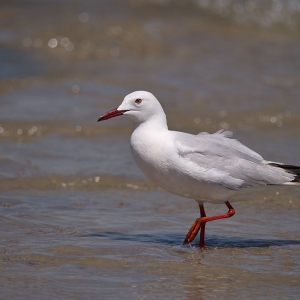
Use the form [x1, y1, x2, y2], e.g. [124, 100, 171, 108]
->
[1, 1, 300, 299]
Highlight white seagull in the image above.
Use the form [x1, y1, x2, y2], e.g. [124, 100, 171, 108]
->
[98, 91, 300, 248]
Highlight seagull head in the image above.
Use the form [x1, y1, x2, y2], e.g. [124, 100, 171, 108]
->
[97, 91, 166, 124]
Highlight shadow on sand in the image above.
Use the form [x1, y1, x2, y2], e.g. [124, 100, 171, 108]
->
[85, 231, 300, 248]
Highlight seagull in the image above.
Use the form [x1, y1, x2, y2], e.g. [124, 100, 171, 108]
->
[97, 91, 300, 248]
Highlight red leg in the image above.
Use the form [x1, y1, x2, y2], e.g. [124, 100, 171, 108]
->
[199, 204, 206, 248]
[184, 201, 235, 248]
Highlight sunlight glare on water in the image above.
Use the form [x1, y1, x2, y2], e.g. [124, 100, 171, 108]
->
[0, 0, 299, 299]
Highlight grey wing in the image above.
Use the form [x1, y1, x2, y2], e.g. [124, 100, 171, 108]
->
[174, 130, 295, 189]
[197, 130, 264, 163]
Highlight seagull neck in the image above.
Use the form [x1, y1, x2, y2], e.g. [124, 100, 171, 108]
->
[133, 114, 168, 132]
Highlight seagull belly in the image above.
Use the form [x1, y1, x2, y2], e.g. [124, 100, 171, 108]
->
[130, 137, 237, 203]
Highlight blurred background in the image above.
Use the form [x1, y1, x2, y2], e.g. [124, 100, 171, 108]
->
[1, 1, 300, 299]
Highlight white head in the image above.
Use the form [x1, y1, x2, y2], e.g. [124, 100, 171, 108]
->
[98, 91, 166, 125]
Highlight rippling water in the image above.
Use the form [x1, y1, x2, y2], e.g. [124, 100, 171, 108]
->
[1, 0, 300, 299]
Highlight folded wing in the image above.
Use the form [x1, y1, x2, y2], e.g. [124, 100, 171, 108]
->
[173, 130, 295, 189]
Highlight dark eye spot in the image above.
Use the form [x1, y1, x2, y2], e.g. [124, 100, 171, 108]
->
[135, 98, 142, 104]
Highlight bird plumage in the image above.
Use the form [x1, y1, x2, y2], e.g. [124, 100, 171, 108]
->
[98, 90, 299, 247]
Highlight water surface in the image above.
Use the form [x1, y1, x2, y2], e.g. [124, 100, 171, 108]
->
[1, 1, 300, 299]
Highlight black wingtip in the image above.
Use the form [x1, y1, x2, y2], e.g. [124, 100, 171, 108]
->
[269, 163, 300, 183]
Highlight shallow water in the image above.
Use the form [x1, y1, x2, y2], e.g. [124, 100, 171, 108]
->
[1, 1, 300, 299]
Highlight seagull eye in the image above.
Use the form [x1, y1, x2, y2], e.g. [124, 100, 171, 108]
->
[135, 98, 142, 104]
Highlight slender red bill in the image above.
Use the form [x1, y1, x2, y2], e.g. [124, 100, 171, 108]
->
[97, 108, 129, 122]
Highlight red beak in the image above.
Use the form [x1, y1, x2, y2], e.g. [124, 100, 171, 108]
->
[97, 108, 129, 122]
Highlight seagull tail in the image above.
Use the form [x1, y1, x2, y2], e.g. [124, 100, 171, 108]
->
[268, 163, 300, 183]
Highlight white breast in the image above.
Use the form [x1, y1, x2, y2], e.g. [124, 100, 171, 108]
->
[130, 126, 169, 182]
[130, 126, 237, 203]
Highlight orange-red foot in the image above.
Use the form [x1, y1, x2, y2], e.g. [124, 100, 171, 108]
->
[183, 217, 204, 245]
[183, 203, 206, 245]
[183, 201, 235, 248]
